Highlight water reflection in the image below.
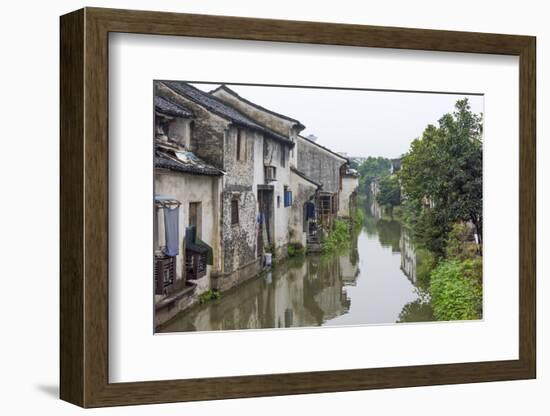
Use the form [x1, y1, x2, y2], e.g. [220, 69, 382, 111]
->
[159, 200, 433, 333]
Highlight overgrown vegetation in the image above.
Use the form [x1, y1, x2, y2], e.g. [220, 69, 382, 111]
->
[430, 258, 482, 320]
[199, 289, 221, 304]
[376, 175, 401, 217]
[322, 219, 352, 254]
[353, 98, 484, 322]
[399, 98, 483, 256]
[287, 243, 305, 257]
[352, 156, 391, 195]
[351, 207, 366, 230]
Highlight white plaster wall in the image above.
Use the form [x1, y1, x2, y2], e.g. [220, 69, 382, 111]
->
[155, 170, 221, 289]
[338, 176, 359, 218]
[289, 170, 318, 246]
[270, 141, 292, 255]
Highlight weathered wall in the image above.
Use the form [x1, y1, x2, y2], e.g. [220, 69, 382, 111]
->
[296, 136, 347, 194]
[212, 88, 301, 168]
[262, 137, 292, 258]
[338, 176, 359, 218]
[212, 88, 299, 139]
[289, 170, 318, 246]
[221, 126, 258, 273]
[156, 82, 228, 169]
[166, 118, 192, 148]
[154, 170, 222, 293]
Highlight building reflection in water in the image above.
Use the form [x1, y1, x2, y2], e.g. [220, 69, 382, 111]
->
[160, 252, 359, 332]
[159, 202, 434, 333]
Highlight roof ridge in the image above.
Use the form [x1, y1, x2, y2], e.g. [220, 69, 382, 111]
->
[210, 84, 305, 129]
[297, 135, 349, 163]
[160, 81, 294, 147]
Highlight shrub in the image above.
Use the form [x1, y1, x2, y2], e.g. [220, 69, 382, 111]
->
[199, 289, 221, 304]
[287, 243, 305, 257]
[446, 222, 479, 260]
[430, 258, 482, 321]
[322, 220, 350, 253]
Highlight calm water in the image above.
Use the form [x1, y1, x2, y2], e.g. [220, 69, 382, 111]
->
[159, 201, 433, 333]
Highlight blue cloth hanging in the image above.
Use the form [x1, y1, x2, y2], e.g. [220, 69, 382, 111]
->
[163, 206, 179, 257]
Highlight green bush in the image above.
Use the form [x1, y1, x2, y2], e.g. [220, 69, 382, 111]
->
[351, 208, 366, 230]
[430, 258, 482, 321]
[287, 243, 305, 257]
[199, 289, 221, 304]
[322, 220, 351, 253]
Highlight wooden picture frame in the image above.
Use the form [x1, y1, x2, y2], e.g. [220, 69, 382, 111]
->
[60, 7, 536, 408]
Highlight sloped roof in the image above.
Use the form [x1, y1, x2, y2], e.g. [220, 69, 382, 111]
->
[297, 135, 349, 163]
[210, 84, 306, 131]
[160, 81, 294, 147]
[290, 166, 322, 188]
[155, 142, 223, 176]
[154, 95, 194, 118]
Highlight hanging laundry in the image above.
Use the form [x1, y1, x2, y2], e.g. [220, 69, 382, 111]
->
[163, 206, 179, 257]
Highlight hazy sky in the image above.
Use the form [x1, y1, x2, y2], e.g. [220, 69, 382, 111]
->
[193, 83, 483, 159]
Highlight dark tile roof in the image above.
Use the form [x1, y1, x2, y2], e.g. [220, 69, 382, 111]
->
[160, 81, 294, 147]
[298, 135, 349, 163]
[155, 144, 223, 176]
[210, 84, 306, 131]
[155, 95, 194, 118]
[290, 166, 322, 188]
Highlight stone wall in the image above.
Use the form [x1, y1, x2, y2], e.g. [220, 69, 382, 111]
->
[296, 136, 347, 194]
[220, 126, 259, 274]
[156, 82, 228, 169]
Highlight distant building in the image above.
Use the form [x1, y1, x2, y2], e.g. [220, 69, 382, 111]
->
[296, 135, 349, 228]
[338, 167, 360, 218]
[390, 157, 402, 174]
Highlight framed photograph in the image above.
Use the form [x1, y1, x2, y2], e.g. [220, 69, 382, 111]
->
[60, 7, 536, 408]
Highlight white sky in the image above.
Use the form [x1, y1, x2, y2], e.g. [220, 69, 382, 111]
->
[192, 83, 484, 159]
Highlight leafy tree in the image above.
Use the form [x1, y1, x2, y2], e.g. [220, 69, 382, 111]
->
[355, 156, 391, 195]
[399, 98, 483, 255]
[376, 174, 401, 215]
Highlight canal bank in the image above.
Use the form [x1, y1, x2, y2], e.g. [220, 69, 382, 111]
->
[157, 202, 434, 333]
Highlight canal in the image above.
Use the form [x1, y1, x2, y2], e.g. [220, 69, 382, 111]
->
[158, 200, 434, 333]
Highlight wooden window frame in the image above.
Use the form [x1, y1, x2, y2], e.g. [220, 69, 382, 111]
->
[231, 197, 239, 225]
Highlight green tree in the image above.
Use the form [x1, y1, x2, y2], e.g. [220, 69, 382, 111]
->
[400, 98, 483, 255]
[355, 156, 391, 195]
[376, 174, 401, 215]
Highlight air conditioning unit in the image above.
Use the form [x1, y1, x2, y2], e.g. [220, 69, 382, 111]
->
[265, 166, 277, 182]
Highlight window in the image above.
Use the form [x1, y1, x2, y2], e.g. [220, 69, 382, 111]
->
[236, 129, 246, 161]
[277, 195, 281, 208]
[283, 186, 292, 207]
[280, 143, 286, 167]
[189, 202, 202, 238]
[231, 198, 239, 225]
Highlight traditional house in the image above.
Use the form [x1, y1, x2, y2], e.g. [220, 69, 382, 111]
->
[295, 135, 349, 229]
[153, 95, 224, 326]
[338, 166, 360, 219]
[210, 85, 320, 252]
[156, 81, 295, 292]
